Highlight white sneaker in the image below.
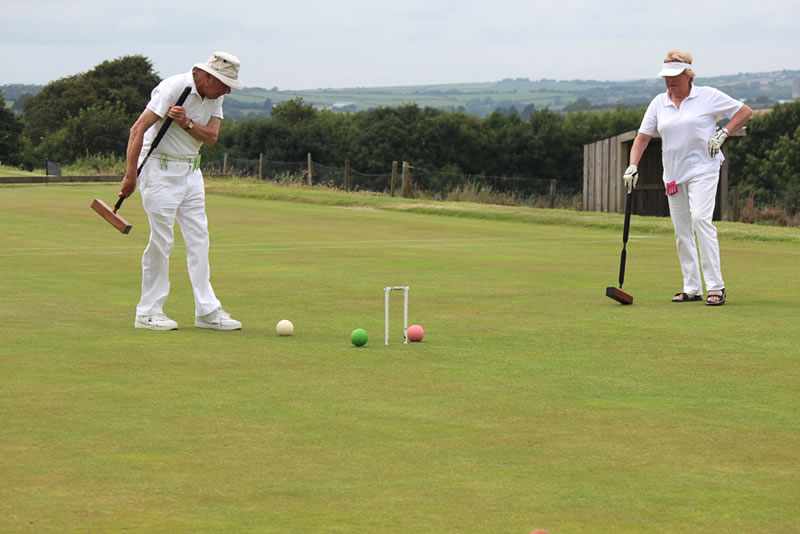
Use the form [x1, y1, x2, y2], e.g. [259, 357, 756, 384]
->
[195, 308, 242, 330]
[135, 314, 178, 330]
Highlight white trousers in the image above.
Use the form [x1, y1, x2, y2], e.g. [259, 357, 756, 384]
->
[667, 171, 724, 296]
[135, 159, 221, 317]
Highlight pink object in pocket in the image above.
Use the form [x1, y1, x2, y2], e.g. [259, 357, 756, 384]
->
[665, 180, 678, 196]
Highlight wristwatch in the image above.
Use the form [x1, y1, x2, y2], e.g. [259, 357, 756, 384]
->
[184, 119, 194, 131]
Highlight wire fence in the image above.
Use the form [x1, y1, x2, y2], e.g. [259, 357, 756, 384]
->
[200, 155, 799, 222]
[205, 157, 306, 179]
[202, 156, 583, 202]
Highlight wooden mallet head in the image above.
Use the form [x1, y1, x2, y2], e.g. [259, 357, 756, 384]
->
[91, 198, 131, 234]
[606, 286, 633, 305]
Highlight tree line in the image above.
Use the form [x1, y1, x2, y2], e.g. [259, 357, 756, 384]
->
[2, 56, 799, 206]
[210, 97, 647, 193]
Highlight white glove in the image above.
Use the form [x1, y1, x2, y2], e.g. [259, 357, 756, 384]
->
[622, 164, 638, 194]
[708, 127, 729, 157]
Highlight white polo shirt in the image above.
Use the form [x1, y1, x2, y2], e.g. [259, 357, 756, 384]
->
[638, 85, 743, 185]
[142, 72, 224, 159]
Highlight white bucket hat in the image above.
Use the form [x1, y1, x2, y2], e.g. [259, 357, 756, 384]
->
[195, 52, 244, 90]
[658, 61, 692, 77]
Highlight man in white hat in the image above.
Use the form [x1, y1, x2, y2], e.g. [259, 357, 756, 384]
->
[120, 52, 244, 330]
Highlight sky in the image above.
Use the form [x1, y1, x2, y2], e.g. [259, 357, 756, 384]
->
[2, 0, 800, 90]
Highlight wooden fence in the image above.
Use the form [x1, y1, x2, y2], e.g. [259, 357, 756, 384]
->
[583, 129, 743, 220]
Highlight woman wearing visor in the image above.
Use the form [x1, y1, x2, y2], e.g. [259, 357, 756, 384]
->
[622, 50, 752, 306]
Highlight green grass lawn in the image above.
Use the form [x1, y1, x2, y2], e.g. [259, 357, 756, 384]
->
[1, 183, 799, 533]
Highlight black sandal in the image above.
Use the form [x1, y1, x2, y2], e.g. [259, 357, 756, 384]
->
[672, 292, 702, 302]
[706, 289, 726, 306]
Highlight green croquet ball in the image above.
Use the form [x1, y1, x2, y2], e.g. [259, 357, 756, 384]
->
[351, 328, 368, 347]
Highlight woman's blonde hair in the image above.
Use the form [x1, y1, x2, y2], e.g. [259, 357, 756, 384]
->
[664, 49, 696, 80]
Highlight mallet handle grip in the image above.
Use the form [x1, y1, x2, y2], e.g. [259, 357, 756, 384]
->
[618, 192, 633, 288]
[622, 191, 632, 244]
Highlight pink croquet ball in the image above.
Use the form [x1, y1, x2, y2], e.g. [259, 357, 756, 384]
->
[407, 324, 424, 342]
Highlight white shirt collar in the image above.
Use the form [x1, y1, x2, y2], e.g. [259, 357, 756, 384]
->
[664, 84, 698, 107]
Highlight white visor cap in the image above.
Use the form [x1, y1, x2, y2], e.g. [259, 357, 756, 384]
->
[658, 62, 692, 77]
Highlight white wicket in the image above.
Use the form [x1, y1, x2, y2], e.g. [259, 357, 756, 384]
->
[384, 286, 409, 344]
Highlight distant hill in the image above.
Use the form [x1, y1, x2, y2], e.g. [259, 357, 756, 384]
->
[1, 84, 41, 112]
[5, 70, 799, 118]
[223, 70, 800, 118]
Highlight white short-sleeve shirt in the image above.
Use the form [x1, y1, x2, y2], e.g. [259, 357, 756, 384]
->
[142, 72, 224, 159]
[638, 85, 743, 185]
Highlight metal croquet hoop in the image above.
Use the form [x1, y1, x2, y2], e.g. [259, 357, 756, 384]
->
[384, 286, 409, 344]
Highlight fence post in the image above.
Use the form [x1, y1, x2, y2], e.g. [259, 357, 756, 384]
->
[259, 153, 264, 180]
[401, 161, 411, 198]
[549, 179, 557, 208]
[390, 161, 398, 197]
[344, 159, 350, 191]
[733, 186, 739, 221]
[307, 153, 312, 186]
[223, 152, 228, 175]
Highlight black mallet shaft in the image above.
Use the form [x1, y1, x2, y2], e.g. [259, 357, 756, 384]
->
[606, 191, 634, 305]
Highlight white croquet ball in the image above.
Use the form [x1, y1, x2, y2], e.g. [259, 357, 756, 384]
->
[276, 319, 294, 336]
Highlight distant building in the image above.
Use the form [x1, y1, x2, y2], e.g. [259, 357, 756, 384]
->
[318, 102, 356, 112]
[794, 77, 800, 100]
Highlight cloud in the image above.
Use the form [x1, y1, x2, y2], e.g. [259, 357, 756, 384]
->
[1, 0, 798, 88]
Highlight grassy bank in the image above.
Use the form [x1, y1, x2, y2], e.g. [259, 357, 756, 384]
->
[204, 178, 800, 243]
